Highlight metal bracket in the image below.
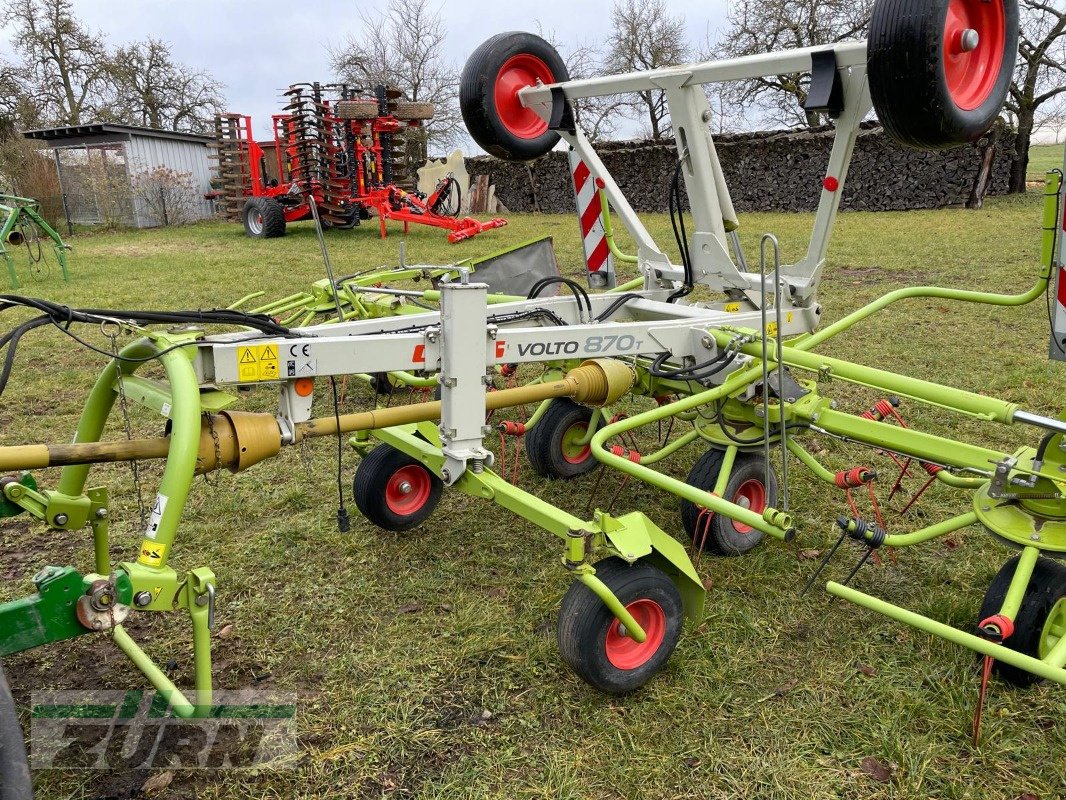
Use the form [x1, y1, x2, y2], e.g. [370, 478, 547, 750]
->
[805, 49, 845, 118]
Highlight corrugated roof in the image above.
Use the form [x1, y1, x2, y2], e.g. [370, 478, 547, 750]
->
[22, 122, 214, 144]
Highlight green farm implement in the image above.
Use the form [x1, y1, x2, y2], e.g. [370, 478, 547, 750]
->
[0, 195, 70, 290]
[0, 1, 1061, 792]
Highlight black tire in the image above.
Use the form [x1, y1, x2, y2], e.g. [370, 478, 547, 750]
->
[978, 555, 1066, 687]
[525, 398, 596, 479]
[460, 32, 570, 161]
[353, 445, 443, 531]
[242, 197, 286, 238]
[0, 658, 31, 800]
[394, 101, 435, 121]
[868, 0, 1018, 149]
[557, 557, 683, 694]
[679, 450, 777, 556]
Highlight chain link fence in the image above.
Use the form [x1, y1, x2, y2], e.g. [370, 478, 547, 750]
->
[50, 142, 136, 227]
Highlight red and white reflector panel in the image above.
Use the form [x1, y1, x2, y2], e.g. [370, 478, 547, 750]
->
[1052, 146, 1066, 361]
[568, 150, 616, 289]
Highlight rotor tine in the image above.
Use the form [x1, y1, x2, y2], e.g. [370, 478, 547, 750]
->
[800, 526, 849, 596]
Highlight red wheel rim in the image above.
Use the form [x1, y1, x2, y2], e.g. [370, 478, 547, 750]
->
[385, 465, 432, 516]
[731, 479, 766, 535]
[943, 0, 1006, 111]
[605, 599, 667, 670]
[494, 54, 555, 139]
[560, 421, 591, 465]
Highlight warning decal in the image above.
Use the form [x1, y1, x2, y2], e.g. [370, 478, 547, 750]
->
[236, 344, 281, 382]
[237, 347, 258, 382]
[137, 539, 167, 567]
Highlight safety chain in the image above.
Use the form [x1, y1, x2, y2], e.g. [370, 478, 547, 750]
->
[105, 322, 148, 532]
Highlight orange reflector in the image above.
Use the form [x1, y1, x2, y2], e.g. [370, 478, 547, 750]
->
[294, 377, 314, 397]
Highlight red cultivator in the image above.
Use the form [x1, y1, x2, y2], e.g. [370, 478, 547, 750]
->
[211, 83, 506, 243]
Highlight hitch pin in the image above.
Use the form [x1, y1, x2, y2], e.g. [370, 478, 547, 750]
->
[195, 583, 216, 631]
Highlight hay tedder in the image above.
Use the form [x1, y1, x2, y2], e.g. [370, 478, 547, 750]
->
[211, 83, 507, 243]
[1, 0, 1063, 789]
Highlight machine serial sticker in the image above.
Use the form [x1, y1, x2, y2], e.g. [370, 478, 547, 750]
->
[145, 493, 168, 539]
[137, 540, 167, 567]
[237, 344, 281, 382]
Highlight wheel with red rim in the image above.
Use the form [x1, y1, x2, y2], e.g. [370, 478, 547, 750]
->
[460, 32, 570, 161]
[557, 557, 683, 694]
[679, 450, 778, 556]
[868, 0, 1018, 150]
[978, 555, 1066, 687]
[242, 197, 286, 238]
[353, 444, 443, 531]
[525, 398, 597, 480]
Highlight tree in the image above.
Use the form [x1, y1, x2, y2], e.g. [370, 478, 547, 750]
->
[1006, 0, 1066, 193]
[4, 0, 112, 126]
[108, 38, 225, 133]
[329, 0, 461, 168]
[534, 24, 624, 142]
[604, 0, 690, 139]
[715, 0, 873, 128]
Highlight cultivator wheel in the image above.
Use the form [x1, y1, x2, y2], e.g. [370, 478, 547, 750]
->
[525, 398, 597, 479]
[557, 557, 683, 694]
[978, 556, 1066, 687]
[211, 113, 253, 221]
[242, 197, 286, 239]
[393, 102, 435, 121]
[354, 444, 443, 531]
[868, 0, 1018, 149]
[335, 100, 379, 120]
[680, 450, 778, 556]
[460, 32, 570, 161]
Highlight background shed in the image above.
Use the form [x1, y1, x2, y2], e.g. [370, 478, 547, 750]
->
[22, 123, 216, 229]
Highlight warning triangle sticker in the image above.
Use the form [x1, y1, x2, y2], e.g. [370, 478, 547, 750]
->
[261, 345, 278, 360]
[239, 350, 257, 364]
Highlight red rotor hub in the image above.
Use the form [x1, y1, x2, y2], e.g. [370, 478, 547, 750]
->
[731, 479, 767, 534]
[604, 599, 667, 670]
[494, 54, 555, 139]
[385, 465, 432, 516]
[943, 0, 1006, 111]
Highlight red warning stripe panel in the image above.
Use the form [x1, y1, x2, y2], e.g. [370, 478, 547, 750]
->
[580, 195, 603, 237]
[587, 236, 609, 273]
[1058, 266, 1066, 310]
[573, 160, 590, 194]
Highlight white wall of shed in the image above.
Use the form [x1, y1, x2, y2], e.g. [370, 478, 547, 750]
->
[126, 135, 214, 227]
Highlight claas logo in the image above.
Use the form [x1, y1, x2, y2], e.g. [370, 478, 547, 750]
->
[411, 341, 506, 363]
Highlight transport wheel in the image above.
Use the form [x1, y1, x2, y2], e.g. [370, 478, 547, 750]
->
[353, 445, 443, 531]
[0, 658, 31, 800]
[525, 398, 597, 479]
[242, 197, 286, 238]
[460, 32, 570, 161]
[679, 450, 777, 556]
[557, 557, 684, 694]
[978, 555, 1066, 687]
[868, 0, 1018, 149]
[394, 101, 435, 121]
[335, 100, 379, 120]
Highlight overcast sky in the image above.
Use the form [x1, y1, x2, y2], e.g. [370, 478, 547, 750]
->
[0, 0, 732, 140]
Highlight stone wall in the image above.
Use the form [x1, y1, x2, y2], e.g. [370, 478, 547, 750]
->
[465, 123, 1014, 214]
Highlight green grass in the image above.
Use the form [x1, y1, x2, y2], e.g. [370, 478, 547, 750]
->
[3, 198, 1066, 800]
[1028, 143, 1063, 183]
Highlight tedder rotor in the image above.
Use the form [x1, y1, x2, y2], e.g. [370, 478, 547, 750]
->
[211, 83, 507, 244]
[1, 2, 1062, 789]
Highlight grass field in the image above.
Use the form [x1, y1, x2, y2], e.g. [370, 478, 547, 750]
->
[2, 194, 1066, 800]
[1027, 143, 1063, 183]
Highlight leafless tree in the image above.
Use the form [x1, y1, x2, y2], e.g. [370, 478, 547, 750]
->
[534, 24, 624, 142]
[329, 0, 461, 166]
[131, 166, 198, 226]
[1006, 0, 1066, 192]
[4, 0, 112, 126]
[715, 0, 873, 128]
[604, 0, 690, 139]
[108, 38, 225, 134]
